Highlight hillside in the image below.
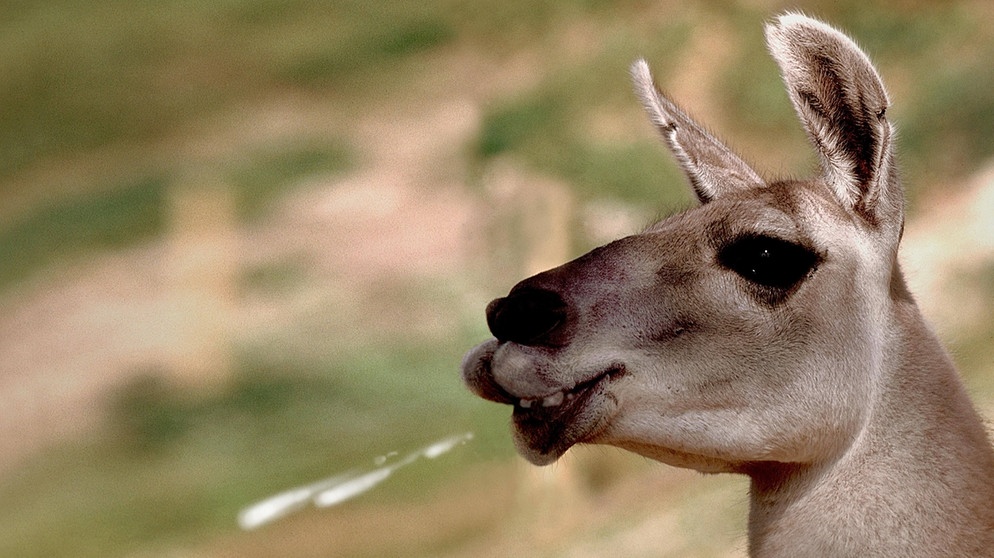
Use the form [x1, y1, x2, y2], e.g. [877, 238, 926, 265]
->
[1, 2, 992, 556]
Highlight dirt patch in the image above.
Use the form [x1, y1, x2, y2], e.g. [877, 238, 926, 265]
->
[0, 88, 489, 472]
[901, 163, 994, 341]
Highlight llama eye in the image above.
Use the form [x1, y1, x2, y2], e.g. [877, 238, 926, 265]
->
[718, 235, 819, 291]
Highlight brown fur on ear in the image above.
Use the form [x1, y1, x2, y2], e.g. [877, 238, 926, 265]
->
[765, 13, 901, 235]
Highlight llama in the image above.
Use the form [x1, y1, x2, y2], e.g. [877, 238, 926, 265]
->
[461, 13, 994, 556]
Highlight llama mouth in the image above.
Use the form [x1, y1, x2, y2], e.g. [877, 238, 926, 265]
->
[510, 366, 625, 465]
[460, 341, 625, 465]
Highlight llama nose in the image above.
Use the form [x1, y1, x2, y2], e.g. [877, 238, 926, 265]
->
[486, 288, 568, 346]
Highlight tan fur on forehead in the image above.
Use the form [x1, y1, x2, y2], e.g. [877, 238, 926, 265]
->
[694, 182, 842, 242]
[647, 180, 868, 253]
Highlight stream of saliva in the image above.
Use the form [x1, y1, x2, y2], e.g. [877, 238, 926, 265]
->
[237, 432, 474, 530]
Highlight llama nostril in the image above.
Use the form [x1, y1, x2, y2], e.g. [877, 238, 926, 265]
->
[486, 288, 568, 346]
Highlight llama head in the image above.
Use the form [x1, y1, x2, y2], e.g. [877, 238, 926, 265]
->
[462, 13, 905, 469]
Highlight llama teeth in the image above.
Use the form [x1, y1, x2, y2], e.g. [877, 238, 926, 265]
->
[542, 392, 565, 407]
[518, 393, 565, 408]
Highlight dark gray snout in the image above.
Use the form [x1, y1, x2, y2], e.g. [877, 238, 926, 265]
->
[486, 287, 569, 347]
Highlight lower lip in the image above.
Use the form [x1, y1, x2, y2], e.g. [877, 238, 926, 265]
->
[511, 370, 617, 453]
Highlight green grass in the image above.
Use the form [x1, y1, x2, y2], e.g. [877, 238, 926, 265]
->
[239, 258, 310, 295]
[0, 140, 351, 291]
[228, 140, 354, 220]
[475, 90, 691, 206]
[0, 0, 602, 183]
[0, 335, 511, 558]
[6, 0, 992, 290]
[472, 20, 694, 207]
[0, 0, 454, 202]
[0, 174, 168, 287]
[276, 13, 456, 86]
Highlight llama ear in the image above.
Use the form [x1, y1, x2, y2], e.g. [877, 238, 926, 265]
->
[631, 59, 765, 204]
[765, 13, 902, 230]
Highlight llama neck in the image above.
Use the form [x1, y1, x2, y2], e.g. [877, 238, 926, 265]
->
[746, 302, 994, 557]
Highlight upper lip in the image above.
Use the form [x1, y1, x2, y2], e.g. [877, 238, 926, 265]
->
[513, 366, 626, 411]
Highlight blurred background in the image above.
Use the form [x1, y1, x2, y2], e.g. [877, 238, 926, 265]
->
[2, 1, 993, 556]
